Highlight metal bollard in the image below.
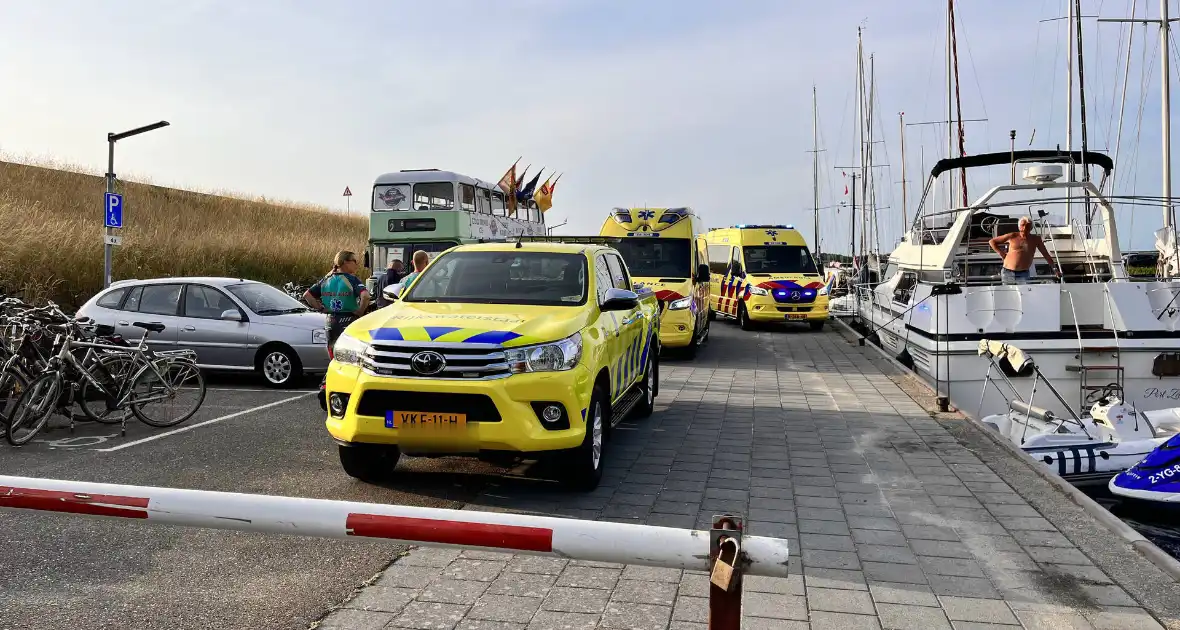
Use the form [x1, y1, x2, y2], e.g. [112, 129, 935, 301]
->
[708, 514, 744, 630]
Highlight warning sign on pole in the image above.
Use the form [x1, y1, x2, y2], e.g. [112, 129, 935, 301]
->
[343, 186, 352, 197]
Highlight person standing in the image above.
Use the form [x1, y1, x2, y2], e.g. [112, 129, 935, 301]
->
[988, 216, 1060, 285]
[304, 250, 370, 350]
[400, 250, 430, 289]
[375, 258, 405, 308]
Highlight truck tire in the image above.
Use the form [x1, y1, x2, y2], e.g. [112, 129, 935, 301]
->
[339, 444, 400, 483]
[634, 347, 657, 419]
[810, 320, 826, 332]
[738, 303, 755, 331]
[562, 386, 607, 490]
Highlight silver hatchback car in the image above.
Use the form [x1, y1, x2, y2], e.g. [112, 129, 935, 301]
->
[76, 277, 331, 387]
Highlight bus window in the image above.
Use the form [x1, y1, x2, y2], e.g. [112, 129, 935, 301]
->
[373, 184, 410, 212]
[492, 191, 507, 216]
[478, 188, 491, 214]
[460, 184, 476, 212]
[413, 182, 455, 211]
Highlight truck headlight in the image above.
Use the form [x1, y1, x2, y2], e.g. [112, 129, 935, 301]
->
[668, 296, 692, 310]
[505, 332, 582, 373]
[312, 328, 328, 344]
[333, 334, 369, 366]
[748, 286, 769, 296]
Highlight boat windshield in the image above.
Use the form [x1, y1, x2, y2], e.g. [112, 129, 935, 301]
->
[743, 246, 818, 274]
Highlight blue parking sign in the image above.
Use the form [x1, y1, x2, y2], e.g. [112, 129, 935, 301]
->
[104, 193, 123, 229]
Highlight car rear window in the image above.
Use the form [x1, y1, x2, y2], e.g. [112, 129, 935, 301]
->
[96, 288, 127, 309]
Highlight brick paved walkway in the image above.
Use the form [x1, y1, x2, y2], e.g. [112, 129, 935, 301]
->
[313, 324, 1170, 630]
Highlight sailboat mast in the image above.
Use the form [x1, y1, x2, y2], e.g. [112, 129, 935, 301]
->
[869, 54, 880, 259]
[1066, 0, 1075, 222]
[813, 85, 821, 261]
[900, 111, 908, 237]
[857, 28, 867, 262]
[1163, 0, 1174, 230]
[946, 1, 954, 210]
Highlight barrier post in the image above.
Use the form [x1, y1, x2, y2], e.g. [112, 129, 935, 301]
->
[708, 514, 743, 630]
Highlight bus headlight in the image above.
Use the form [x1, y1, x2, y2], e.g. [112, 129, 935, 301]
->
[668, 296, 692, 310]
[505, 333, 583, 373]
[333, 334, 369, 366]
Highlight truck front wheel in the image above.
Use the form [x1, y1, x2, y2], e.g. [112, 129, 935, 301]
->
[561, 387, 607, 490]
[339, 444, 401, 483]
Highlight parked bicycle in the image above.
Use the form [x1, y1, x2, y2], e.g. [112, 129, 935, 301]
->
[6, 319, 206, 446]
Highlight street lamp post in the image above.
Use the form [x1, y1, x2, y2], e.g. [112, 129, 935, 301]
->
[547, 219, 567, 235]
[104, 120, 170, 289]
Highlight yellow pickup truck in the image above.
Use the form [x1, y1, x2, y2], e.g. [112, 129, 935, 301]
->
[322, 241, 662, 490]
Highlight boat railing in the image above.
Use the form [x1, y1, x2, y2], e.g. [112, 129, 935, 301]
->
[976, 346, 1093, 444]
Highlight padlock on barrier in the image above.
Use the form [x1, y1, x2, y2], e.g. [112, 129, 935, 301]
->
[709, 536, 740, 591]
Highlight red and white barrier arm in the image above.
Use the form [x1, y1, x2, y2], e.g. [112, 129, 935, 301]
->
[0, 475, 790, 577]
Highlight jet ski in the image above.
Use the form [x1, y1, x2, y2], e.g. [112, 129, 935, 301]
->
[1109, 432, 1180, 506]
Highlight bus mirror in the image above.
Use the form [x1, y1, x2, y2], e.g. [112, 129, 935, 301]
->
[696, 263, 710, 283]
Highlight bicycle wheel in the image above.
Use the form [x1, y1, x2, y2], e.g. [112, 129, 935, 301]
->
[7, 373, 61, 446]
[130, 360, 206, 428]
[78, 354, 137, 424]
[0, 367, 28, 438]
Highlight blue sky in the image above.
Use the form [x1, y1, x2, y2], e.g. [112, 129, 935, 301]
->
[0, 0, 1173, 252]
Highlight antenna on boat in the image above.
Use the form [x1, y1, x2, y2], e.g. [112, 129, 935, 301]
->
[1009, 130, 1017, 185]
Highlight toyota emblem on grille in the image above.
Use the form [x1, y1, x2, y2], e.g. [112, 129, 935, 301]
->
[790, 291, 801, 301]
[410, 350, 446, 375]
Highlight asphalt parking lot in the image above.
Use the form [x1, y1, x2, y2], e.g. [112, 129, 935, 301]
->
[0, 374, 497, 630]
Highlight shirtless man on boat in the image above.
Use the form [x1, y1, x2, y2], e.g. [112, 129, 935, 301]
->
[988, 216, 1060, 285]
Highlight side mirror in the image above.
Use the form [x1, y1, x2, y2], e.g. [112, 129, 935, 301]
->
[220, 309, 243, 322]
[601, 288, 640, 311]
[696, 263, 710, 283]
[382, 283, 402, 302]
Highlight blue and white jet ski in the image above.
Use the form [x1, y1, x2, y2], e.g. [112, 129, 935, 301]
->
[1109, 432, 1180, 505]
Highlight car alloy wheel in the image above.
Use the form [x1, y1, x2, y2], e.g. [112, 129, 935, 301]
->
[263, 351, 293, 385]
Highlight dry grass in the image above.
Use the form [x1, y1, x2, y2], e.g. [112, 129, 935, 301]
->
[0, 158, 367, 308]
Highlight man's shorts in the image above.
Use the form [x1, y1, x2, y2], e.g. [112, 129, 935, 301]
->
[1000, 268, 1032, 285]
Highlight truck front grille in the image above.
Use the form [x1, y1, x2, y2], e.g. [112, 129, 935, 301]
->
[363, 341, 512, 380]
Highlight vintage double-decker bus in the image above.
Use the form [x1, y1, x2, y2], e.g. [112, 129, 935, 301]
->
[363, 169, 548, 290]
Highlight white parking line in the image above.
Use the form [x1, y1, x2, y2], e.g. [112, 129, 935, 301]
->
[96, 392, 315, 453]
[206, 388, 318, 393]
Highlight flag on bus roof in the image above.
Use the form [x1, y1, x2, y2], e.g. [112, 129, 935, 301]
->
[534, 175, 555, 212]
[497, 158, 520, 216]
[537, 173, 563, 213]
[515, 165, 530, 192]
[517, 169, 544, 203]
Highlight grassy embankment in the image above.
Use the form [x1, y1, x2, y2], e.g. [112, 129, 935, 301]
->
[0, 159, 367, 309]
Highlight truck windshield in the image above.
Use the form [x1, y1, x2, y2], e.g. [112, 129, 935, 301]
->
[743, 246, 819, 274]
[402, 251, 587, 306]
[613, 238, 691, 279]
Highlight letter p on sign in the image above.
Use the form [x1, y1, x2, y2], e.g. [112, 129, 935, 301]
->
[104, 193, 124, 229]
